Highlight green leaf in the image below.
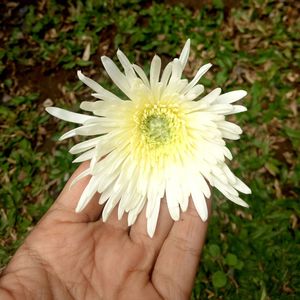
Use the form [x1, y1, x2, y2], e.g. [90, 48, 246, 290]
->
[224, 253, 238, 267]
[76, 60, 93, 67]
[213, 0, 224, 9]
[212, 271, 227, 288]
[235, 260, 245, 270]
[208, 244, 221, 257]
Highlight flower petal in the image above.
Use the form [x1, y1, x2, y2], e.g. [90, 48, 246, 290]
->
[69, 136, 103, 154]
[117, 49, 136, 79]
[215, 90, 247, 104]
[179, 39, 190, 69]
[75, 176, 99, 212]
[78, 71, 122, 102]
[160, 62, 173, 88]
[150, 55, 161, 88]
[182, 63, 212, 93]
[77, 70, 103, 93]
[46, 107, 98, 124]
[101, 56, 131, 97]
[185, 84, 204, 101]
[133, 64, 150, 87]
[191, 186, 208, 222]
[224, 105, 247, 115]
[199, 88, 222, 105]
[147, 195, 161, 237]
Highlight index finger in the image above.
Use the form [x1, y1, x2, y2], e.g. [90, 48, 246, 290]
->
[151, 197, 211, 299]
[49, 161, 103, 222]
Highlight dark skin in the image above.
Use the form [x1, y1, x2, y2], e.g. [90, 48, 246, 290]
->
[0, 162, 210, 300]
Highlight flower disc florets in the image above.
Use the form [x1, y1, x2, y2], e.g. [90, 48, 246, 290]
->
[137, 103, 184, 146]
[46, 39, 251, 237]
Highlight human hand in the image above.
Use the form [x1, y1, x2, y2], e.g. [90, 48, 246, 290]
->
[0, 162, 209, 300]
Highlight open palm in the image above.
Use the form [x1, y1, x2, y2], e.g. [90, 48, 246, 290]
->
[0, 162, 209, 300]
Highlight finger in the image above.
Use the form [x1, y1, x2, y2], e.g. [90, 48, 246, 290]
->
[152, 197, 211, 299]
[50, 161, 103, 222]
[130, 199, 174, 258]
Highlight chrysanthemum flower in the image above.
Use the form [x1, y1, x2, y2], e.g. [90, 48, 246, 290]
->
[46, 39, 251, 237]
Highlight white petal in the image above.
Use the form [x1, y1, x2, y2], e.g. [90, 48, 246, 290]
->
[77, 70, 103, 94]
[99, 182, 114, 204]
[225, 193, 249, 207]
[146, 178, 160, 218]
[147, 195, 161, 238]
[97, 169, 119, 195]
[115, 170, 138, 209]
[101, 56, 131, 97]
[188, 112, 222, 128]
[199, 88, 222, 105]
[118, 205, 125, 221]
[78, 71, 122, 102]
[74, 124, 111, 136]
[75, 176, 99, 212]
[73, 148, 95, 163]
[223, 147, 233, 160]
[222, 164, 237, 184]
[171, 58, 183, 81]
[211, 165, 228, 183]
[212, 177, 239, 197]
[59, 128, 77, 141]
[218, 121, 243, 134]
[179, 39, 190, 69]
[166, 179, 180, 221]
[182, 63, 212, 93]
[46, 107, 98, 124]
[80, 101, 103, 112]
[208, 104, 234, 114]
[221, 131, 241, 140]
[126, 189, 143, 212]
[90, 92, 122, 102]
[215, 90, 247, 104]
[89, 142, 102, 169]
[224, 105, 247, 115]
[169, 79, 188, 94]
[127, 195, 146, 226]
[191, 187, 208, 222]
[185, 84, 204, 100]
[198, 173, 211, 198]
[150, 55, 161, 87]
[234, 178, 251, 194]
[127, 211, 137, 226]
[133, 64, 150, 87]
[70, 167, 91, 188]
[117, 49, 136, 79]
[69, 136, 102, 154]
[160, 62, 172, 88]
[179, 182, 190, 212]
[102, 187, 124, 222]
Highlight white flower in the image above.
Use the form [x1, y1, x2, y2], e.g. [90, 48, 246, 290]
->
[46, 39, 251, 237]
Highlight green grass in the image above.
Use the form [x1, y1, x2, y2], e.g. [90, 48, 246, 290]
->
[1, 0, 299, 298]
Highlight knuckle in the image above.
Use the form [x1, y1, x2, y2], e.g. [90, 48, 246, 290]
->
[169, 235, 200, 258]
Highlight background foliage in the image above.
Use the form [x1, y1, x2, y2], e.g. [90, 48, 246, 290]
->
[0, 0, 299, 299]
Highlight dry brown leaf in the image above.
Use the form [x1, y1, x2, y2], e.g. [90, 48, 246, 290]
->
[82, 42, 91, 61]
[274, 179, 282, 199]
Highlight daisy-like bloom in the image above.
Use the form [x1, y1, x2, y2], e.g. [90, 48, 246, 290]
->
[46, 39, 251, 237]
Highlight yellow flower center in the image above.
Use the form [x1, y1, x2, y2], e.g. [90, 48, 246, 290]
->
[128, 101, 191, 172]
[129, 102, 190, 169]
[137, 103, 183, 148]
[141, 114, 171, 144]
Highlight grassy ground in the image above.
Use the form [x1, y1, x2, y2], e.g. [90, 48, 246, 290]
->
[0, 0, 299, 299]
